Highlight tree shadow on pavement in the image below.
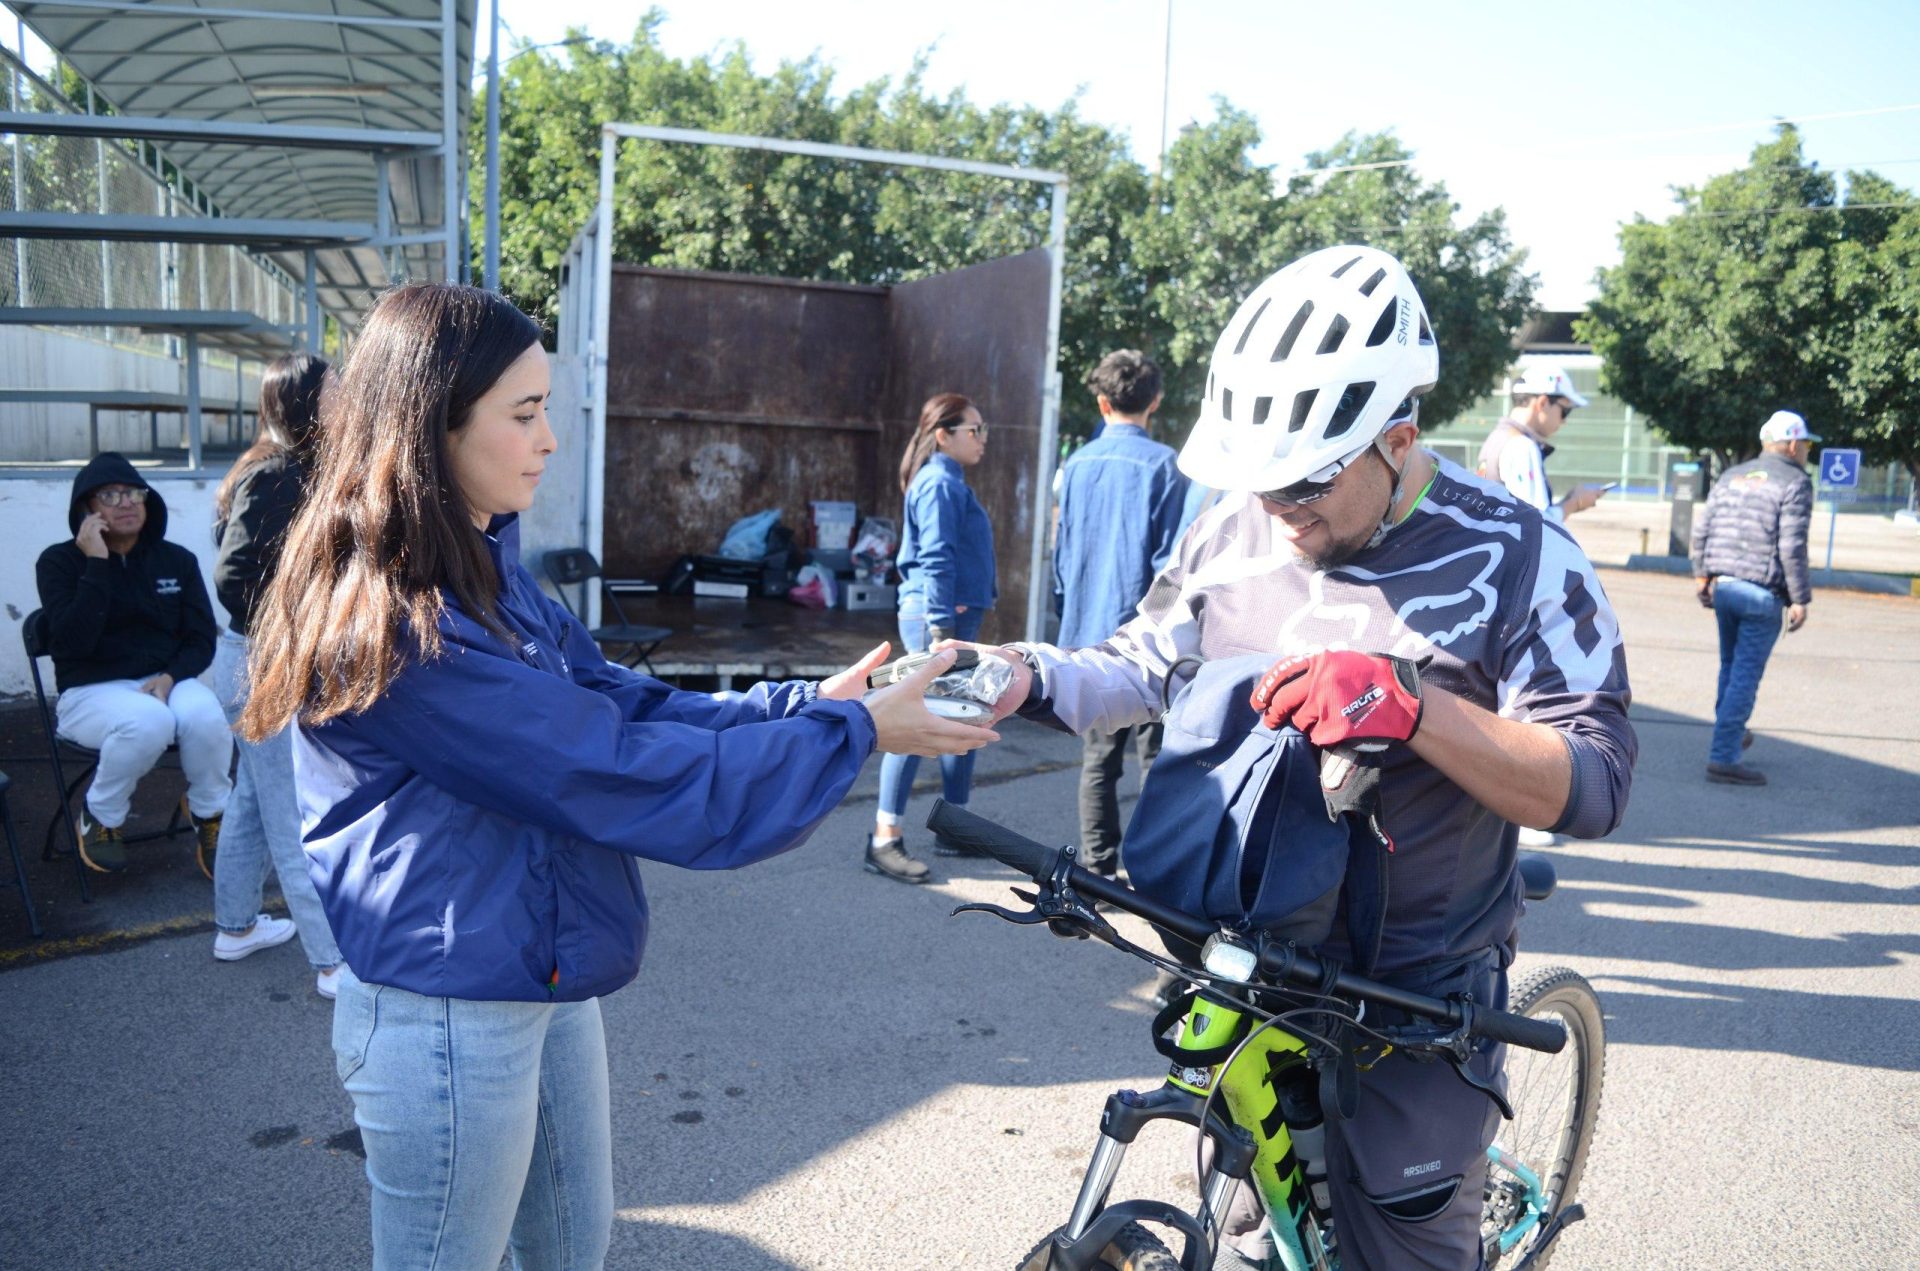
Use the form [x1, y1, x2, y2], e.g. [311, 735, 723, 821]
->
[1591, 974, 1920, 1072]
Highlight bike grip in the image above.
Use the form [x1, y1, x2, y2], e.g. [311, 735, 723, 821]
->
[1473, 1006, 1566, 1054]
[926, 799, 1061, 880]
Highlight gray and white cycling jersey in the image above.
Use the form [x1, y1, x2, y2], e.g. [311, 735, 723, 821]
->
[1015, 456, 1637, 975]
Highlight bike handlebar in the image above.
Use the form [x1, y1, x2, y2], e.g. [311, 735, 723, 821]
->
[928, 799, 1566, 1055]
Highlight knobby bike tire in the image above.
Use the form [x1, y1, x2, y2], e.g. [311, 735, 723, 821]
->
[1484, 966, 1606, 1270]
[1016, 1221, 1182, 1271]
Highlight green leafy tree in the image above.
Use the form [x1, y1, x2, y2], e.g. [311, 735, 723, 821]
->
[474, 17, 1535, 451]
[1578, 128, 1850, 469]
[1831, 172, 1920, 487]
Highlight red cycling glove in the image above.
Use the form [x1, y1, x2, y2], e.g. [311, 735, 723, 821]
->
[1250, 650, 1424, 749]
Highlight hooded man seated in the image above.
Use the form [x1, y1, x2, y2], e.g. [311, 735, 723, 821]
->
[35, 452, 231, 875]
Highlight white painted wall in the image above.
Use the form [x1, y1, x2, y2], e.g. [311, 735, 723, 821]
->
[1, 348, 596, 700]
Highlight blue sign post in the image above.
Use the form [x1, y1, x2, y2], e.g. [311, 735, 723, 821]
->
[1819, 448, 1862, 572]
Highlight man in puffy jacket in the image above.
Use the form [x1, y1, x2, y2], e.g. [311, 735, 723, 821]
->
[34, 453, 230, 874]
[1689, 409, 1817, 786]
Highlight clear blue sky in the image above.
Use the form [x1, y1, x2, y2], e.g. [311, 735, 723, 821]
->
[494, 1, 1920, 309]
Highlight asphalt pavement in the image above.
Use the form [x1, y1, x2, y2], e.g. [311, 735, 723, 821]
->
[1, 566, 1916, 1270]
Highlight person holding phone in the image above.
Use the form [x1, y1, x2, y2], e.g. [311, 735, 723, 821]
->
[34, 453, 230, 874]
[1477, 364, 1610, 522]
[237, 282, 993, 1268]
[866, 392, 998, 883]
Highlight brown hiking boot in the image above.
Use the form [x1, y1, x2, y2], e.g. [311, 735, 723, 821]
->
[77, 814, 127, 873]
[864, 836, 931, 885]
[194, 812, 223, 880]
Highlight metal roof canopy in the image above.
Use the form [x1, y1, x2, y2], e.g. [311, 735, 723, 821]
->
[581, 122, 1069, 642]
[8, 0, 478, 329]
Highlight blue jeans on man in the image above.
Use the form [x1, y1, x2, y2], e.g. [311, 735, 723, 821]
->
[1711, 577, 1783, 765]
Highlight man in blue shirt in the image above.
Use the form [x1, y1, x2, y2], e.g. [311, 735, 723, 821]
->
[1053, 350, 1189, 876]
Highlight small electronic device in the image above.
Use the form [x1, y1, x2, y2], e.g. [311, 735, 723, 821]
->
[866, 647, 981, 689]
[1597, 481, 1621, 493]
[925, 696, 994, 724]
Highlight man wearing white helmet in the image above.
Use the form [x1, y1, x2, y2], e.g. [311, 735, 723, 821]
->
[957, 246, 1636, 1270]
[1687, 408, 1817, 786]
[1477, 364, 1609, 522]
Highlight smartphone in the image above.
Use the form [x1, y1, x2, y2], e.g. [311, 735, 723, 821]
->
[1597, 481, 1621, 493]
[866, 646, 980, 689]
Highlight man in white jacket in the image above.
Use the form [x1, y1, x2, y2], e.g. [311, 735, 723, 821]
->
[1477, 364, 1608, 522]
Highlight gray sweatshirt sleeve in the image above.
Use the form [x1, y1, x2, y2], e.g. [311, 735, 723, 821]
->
[1778, 475, 1813, 605]
[1501, 523, 1638, 838]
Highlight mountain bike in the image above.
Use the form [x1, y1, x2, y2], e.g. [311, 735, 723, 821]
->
[927, 800, 1604, 1271]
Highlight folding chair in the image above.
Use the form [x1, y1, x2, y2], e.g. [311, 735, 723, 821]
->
[21, 609, 190, 902]
[0, 771, 42, 938]
[541, 549, 673, 674]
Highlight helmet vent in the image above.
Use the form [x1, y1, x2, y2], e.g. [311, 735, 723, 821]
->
[1418, 312, 1433, 345]
[1325, 381, 1375, 438]
[1221, 388, 1234, 422]
[1251, 395, 1273, 426]
[1365, 299, 1397, 348]
[1233, 298, 1273, 354]
[1358, 267, 1388, 297]
[1272, 300, 1314, 361]
[1288, 389, 1318, 433]
[1316, 314, 1350, 355]
[1331, 254, 1364, 279]
[1207, 370, 1216, 400]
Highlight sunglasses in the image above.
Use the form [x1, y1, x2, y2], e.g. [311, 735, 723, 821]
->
[944, 424, 988, 438]
[1255, 471, 1343, 508]
[93, 487, 148, 508]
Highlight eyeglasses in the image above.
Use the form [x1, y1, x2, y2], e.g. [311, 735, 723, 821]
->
[93, 487, 148, 508]
[945, 424, 987, 439]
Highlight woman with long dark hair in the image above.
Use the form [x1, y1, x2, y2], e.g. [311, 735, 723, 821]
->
[864, 391, 998, 883]
[239, 283, 989, 1268]
[208, 352, 343, 993]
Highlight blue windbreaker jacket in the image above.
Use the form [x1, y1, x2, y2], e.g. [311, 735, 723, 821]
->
[294, 515, 876, 1003]
[895, 452, 996, 628]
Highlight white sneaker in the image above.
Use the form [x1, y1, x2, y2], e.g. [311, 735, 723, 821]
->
[1517, 827, 1558, 848]
[315, 965, 342, 1000]
[213, 914, 297, 961]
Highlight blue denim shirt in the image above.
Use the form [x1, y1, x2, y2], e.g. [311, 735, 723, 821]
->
[896, 452, 997, 628]
[1053, 422, 1189, 647]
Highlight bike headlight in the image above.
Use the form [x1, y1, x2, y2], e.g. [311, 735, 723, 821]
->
[1200, 933, 1258, 984]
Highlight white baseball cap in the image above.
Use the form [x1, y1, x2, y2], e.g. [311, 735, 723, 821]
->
[1759, 409, 1821, 443]
[1510, 364, 1590, 408]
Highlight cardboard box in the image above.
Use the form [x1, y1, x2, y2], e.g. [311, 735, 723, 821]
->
[841, 581, 897, 611]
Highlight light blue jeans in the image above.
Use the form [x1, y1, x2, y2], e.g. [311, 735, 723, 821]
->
[1711, 577, 1785, 764]
[875, 599, 985, 828]
[331, 966, 615, 1270]
[211, 630, 341, 968]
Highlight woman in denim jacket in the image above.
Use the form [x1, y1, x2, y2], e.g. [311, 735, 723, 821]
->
[865, 392, 998, 883]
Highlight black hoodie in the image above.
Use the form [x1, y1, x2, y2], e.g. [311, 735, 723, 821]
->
[33, 452, 218, 693]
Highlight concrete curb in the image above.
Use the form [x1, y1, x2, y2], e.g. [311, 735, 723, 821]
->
[1622, 554, 1918, 597]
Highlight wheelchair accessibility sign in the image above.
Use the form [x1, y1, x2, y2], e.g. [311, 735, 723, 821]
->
[1821, 449, 1862, 489]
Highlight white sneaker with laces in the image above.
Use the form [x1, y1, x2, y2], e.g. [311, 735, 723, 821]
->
[213, 914, 297, 961]
[1516, 827, 1558, 848]
[315, 965, 342, 1000]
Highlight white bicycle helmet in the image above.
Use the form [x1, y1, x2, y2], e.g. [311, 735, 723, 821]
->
[1178, 245, 1439, 493]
